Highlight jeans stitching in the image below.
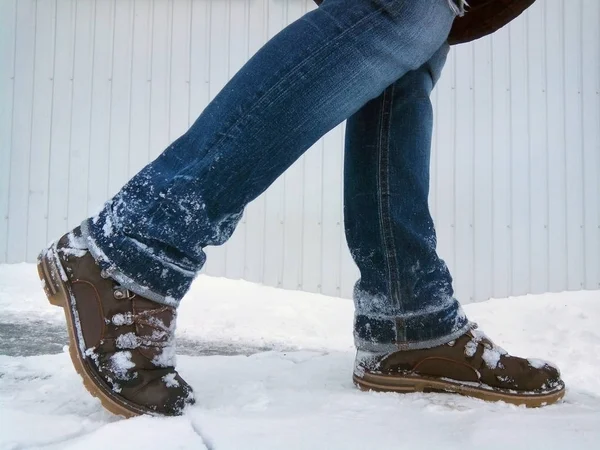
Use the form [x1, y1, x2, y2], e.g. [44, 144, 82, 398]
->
[376, 85, 402, 319]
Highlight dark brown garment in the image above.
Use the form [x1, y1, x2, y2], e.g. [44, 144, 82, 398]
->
[310, 0, 536, 45]
[448, 0, 536, 45]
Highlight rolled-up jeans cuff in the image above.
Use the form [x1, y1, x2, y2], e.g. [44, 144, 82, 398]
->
[354, 302, 472, 351]
[80, 210, 196, 307]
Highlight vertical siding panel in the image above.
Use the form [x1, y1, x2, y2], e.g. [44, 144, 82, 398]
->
[321, 131, 344, 297]
[527, 4, 549, 294]
[242, 0, 267, 283]
[581, 0, 600, 289]
[223, 0, 249, 281]
[128, 0, 153, 178]
[169, 0, 191, 142]
[207, 0, 229, 97]
[301, 138, 324, 293]
[453, 44, 475, 302]
[301, 0, 324, 294]
[282, 153, 305, 290]
[472, 37, 494, 302]
[87, 0, 115, 215]
[188, 0, 210, 122]
[338, 121, 360, 299]
[281, 0, 306, 292]
[0, 0, 18, 262]
[107, 0, 134, 196]
[545, 0, 568, 293]
[47, 0, 76, 244]
[508, 18, 531, 296]
[434, 49, 456, 283]
[7, 0, 36, 261]
[148, 0, 172, 161]
[67, 0, 95, 230]
[564, 1, 585, 290]
[490, 28, 511, 298]
[597, 0, 600, 291]
[202, 0, 230, 276]
[27, 0, 57, 260]
[261, 0, 286, 288]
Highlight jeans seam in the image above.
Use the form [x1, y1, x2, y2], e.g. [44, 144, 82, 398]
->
[376, 85, 402, 316]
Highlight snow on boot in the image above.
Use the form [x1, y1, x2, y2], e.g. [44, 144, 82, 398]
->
[37, 227, 194, 417]
[354, 325, 565, 408]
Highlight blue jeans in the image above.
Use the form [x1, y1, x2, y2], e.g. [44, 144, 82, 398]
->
[346, 44, 468, 351]
[80, 0, 470, 351]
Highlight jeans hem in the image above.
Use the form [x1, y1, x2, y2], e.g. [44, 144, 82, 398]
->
[354, 302, 472, 351]
[355, 320, 473, 352]
[80, 216, 185, 308]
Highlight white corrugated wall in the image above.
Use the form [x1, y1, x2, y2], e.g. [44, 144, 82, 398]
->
[1, 0, 599, 304]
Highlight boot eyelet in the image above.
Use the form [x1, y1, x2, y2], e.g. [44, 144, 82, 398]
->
[100, 269, 110, 279]
[113, 288, 130, 300]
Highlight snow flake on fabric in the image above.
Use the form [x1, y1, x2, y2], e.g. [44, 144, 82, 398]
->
[464, 329, 507, 368]
[85, 347, 99, 365]
[102, 216, 113, 238]
[58, 232, 88, 258]
[110, 351, 136, 380]
[116, 332, 140, 349]
[464, 339, 478, 358]
[162, 373, 180, 388]
[152, 344, 176, 368]
[528, 358, 559, 373]
[112, 313, 134, 326]
[482, 347, 503, 370]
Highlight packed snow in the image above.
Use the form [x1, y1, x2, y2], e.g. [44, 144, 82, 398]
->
[1, 263, 600, 449]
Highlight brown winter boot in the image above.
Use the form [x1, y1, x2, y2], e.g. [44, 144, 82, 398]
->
[37, 227, 194, 417]
[354, 326, 565, 407]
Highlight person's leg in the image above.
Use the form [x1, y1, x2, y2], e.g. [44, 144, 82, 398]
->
[345, 46, 565, 407]
[80, 0, 457, 306]
[39, 0, 460, 417]
[344, 44, 469, 352]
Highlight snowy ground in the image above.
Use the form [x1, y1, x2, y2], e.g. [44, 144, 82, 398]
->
[1, 263, 600, 450]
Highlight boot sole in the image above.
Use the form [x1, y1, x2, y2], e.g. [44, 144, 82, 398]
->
[37, 245, 152, 418]
[354, 371, 565, 408]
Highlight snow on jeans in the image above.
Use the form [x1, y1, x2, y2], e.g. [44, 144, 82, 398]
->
[81, 0, 470, 352]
